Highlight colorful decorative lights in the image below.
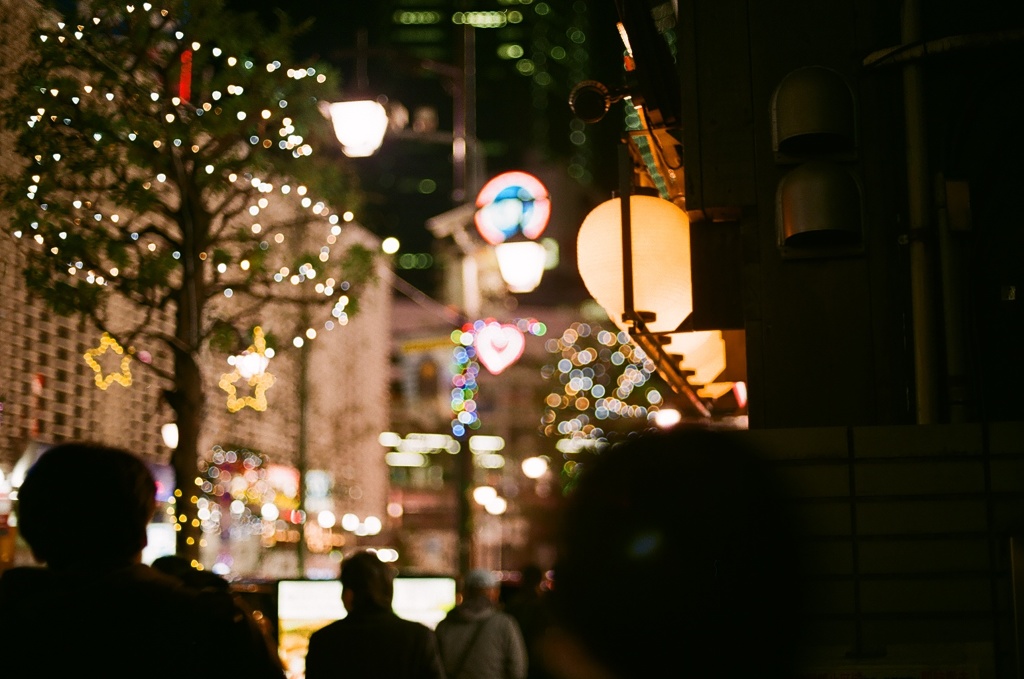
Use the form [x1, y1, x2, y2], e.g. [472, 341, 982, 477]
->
[449, 317, 546, 436]
[474, 322, 526, 375]
[540, 321, 665, 444]
[83, 333, 133, 389]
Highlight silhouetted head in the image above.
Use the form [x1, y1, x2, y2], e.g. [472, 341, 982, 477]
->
[463, 568, 500, 604]
[17, 442, 156, 571]
[519, 564, 544, 591]
[340, 550, 395, 612]
[551, 426, 803, 679]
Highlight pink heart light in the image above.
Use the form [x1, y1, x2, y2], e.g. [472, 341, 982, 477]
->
[474, 323, 526, 375]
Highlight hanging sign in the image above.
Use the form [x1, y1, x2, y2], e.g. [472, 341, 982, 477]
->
[474, 171, 551, 245]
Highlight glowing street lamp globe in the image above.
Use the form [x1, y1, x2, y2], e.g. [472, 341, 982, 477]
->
[324, 100, 389, 158]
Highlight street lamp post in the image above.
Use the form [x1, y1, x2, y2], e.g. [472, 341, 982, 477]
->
[324, 24, 480, 577]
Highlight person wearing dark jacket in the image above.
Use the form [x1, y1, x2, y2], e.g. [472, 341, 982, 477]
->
[304, 549, 446, 679]
[0, 441, 286, 679]
[435, 569, 528, 679]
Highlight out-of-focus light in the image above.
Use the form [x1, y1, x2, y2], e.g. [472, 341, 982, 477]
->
[317, 510, 337, 529]
[382, 237, 400, 254]
[476, 454, 505, 469]
[233, 351, 269, 379]
[387, 502, 404, 518]
[364, 516, 382, 535]
[378, 431, 403, 447]
[521, 456, 549, 479]
[261, 503, 279, 521]
[376, 548, 399, 563]
[161, 422, 179, 448]
[386, 452, 427, 467]
[341, 513, 360, 531]
[468, 435, 505, 452]
[653, 408, 682, 429]
[473, 486, 498, 505]
[485, 496, 507, 515]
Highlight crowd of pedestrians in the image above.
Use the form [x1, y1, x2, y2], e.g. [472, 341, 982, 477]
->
[0, 426, 800, 678]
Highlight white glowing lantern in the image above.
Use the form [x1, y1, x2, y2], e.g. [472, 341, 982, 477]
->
[577, 194, 692, 334]
[495, 241, 547, 293]
[326, 100, 388, 157]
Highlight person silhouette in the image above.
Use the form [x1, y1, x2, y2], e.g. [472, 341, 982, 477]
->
[543, 426, 805, 679]
[0, 441, 286, 679]
[304, 549, 445, 679]
[435, 568, 528, 679]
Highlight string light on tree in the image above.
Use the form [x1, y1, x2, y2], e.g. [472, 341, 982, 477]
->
[219, 326, 276, 413]
[0, 0, 377, 562]
[540, 321, 667, 450]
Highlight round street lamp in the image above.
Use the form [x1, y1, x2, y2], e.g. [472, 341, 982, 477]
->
[322, 100, 389, 158]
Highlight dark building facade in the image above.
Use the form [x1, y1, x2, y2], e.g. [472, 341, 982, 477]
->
[643, 1, 1024, 676]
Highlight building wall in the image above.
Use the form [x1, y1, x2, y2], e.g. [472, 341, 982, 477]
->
[738, 421, 1024, 678]
[677, 0, 1024, 427]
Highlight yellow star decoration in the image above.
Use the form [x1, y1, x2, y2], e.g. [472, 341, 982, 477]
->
[219, 326, 276, 413]
[83, 333, 134, 390]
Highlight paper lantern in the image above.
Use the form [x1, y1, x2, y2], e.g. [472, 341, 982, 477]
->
[663, 330, 727, 386]
[577, 194, 692, 333]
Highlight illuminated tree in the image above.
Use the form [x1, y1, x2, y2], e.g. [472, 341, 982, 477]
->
[0, 0, 373, 561]
[540, 321, 670, 491]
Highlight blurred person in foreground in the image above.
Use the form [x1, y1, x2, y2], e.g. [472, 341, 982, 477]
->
[304, 549, 445, 679]
[435, 568, 528, 679]
[544, 426, 805, 679]
[0, 441, 285, 679]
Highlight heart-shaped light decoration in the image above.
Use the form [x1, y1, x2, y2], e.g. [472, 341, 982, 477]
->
[474, 323, 526, 375]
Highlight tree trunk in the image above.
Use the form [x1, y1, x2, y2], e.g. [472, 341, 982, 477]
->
[169, 346, 204, 564]
[169, 187, 208, 564]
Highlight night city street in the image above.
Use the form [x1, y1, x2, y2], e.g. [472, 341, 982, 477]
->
[2, 1, 1024, 678]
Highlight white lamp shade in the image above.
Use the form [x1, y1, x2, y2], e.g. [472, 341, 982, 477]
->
[577, 195, 692, 333]
[327, 100, 389, 157]
[495, 241, 547, 293]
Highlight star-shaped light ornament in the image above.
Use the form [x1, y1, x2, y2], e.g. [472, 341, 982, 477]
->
[83, 333, 134, 389]
[219, 326, 276, 413]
